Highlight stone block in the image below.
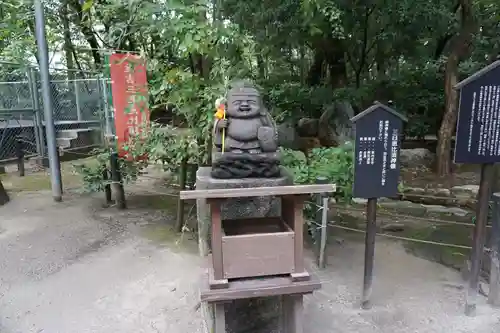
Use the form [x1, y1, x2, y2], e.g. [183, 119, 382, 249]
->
[196, 166, 293, 221]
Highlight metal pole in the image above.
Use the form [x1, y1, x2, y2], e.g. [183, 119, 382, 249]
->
[74, 79, 82, 121]
[102, 77, 113, 138]
[95, 75, 106, 146]
[318, 196, 329, 269]
[488, 192, 500, 307]
[362, 197, 377, 309]
[315, 176, 328, 268]
[466, 163, 494, 316]
[28, 67, 45, 159]
[34, 0, 62, 202]
[175, 158, 188, 232]
[27, 68, 42, 158]
[15, 138, 25, 177]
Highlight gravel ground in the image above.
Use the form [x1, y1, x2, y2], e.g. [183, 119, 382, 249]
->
[0, 186, 499, 332]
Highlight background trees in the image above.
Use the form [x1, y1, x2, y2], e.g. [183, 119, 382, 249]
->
[1, 0, 499, 175]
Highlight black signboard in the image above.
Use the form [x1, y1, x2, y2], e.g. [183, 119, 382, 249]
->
[351, 103, 407, 199]
[454, 61, 500, 164]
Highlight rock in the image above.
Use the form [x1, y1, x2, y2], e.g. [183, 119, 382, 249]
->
[451, 185, 480, 198]
[277, 123, 299, 150]
[352, 198, 368, 205]
[379, 200, 427, 216]
[317, 101, 354, 146]
[296, 118, 319, 137]
[430, 188, 452, 197]
[399, 148, 435, 168]
[403, 187, 426, 195]
[381, 223, 405, 232]
[421, 204, 470, 217]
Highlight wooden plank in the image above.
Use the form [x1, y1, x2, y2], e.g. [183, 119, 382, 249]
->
[180, 184, 336, 200]
[210, 199, 224, 281]
[293, 197, 305, 274]
[208, 266, 229, 290]
[280, 295, 292, 333]
[222, 217, 285, 235]
[214, 303, 226, 333]
[290, 295, 304, 333]
[200, 271, 321, 302]
[222, 231, 295, 279]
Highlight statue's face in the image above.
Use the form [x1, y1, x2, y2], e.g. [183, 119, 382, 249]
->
[226, 88, 261, 118]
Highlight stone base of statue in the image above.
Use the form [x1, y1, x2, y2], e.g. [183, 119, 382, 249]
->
[196, 166, 293, 333]
[211, 152, 282, 179]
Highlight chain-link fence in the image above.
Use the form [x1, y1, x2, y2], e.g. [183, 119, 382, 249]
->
[0, 62, 107, 164]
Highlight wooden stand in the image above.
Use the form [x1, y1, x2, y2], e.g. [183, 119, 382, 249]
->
[200, 271, 321, 333]
[180, 184, 335, 333]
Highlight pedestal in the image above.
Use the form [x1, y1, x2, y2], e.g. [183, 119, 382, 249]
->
[188, 170, 333, 333]
[196, 167, 293, 333]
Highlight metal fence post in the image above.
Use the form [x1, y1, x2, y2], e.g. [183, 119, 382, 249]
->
[74, 79, 82, 121]
[489, 193, 500, 307]
[15, 137, 25, 177]
[34, 0, 62, 201]
[102, 76, 113, 139]
[28, 67, 44, 159]
[95, 75, 106, 146]
[315, 176, 329, 268]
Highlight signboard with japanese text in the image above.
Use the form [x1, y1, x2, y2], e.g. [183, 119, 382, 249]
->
[351, 103, 406, 199]
[109, 53, 150, 157]
[454, 61, 500, 164]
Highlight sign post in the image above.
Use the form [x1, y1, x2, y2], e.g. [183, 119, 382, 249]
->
[454, 60, 500, 316]
[351, 101, 407, 309]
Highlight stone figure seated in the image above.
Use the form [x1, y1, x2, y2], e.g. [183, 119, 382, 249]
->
[211, 80, 281, 179]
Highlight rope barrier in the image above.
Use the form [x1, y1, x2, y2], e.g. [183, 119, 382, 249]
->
[327, 223, 473, 250]
[332, 205, 484, 228]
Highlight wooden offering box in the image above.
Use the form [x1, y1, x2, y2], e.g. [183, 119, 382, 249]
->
[180, 184, 336, 289]
[222, 217, 295, 279]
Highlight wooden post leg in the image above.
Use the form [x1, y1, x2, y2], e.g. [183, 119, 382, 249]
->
[281, 295, 304, 333]
[280, 296, 290, 333]
[214, 303, 226, 333]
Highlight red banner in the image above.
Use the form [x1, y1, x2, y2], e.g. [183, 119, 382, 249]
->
[109, 53, 150, 157]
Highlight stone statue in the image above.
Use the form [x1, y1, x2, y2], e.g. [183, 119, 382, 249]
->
[211, 80, 281, 179]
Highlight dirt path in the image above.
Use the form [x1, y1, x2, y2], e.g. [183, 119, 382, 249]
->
[0, 184, 499, 332]
[0, 191, 203, 333]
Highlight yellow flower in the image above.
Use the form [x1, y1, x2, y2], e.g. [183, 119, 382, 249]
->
[215, 108, 225, 119]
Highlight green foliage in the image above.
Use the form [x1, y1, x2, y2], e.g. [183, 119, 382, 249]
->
[73, 123, 200, 192]
[282, 143, 355, 201]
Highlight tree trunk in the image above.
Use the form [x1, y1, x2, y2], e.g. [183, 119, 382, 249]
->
[435, 0, 475, 176]
[437, 54, 459, 176]
[307, 49, 325, 86]
[60, 1, 77, 84]
[68, 0, 102, 68]
[0, 179, 9, 206]
[326, 39, 348, 89]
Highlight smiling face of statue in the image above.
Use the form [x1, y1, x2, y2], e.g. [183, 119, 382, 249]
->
[226, 88, 261, 119]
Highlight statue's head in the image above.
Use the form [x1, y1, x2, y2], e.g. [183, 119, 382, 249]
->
[225, 80, 262, 119]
